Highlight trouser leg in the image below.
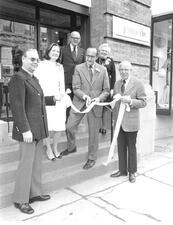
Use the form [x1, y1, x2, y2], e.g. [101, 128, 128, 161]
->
[30, 139, 43, 198]
[126, 131, 138, 173]
[102, 106, 108, 129]
[13, 142, 35, 203]
[87, 111, 100, 160]
[66, 111, 84, 151]
[117, 127, 127, 173]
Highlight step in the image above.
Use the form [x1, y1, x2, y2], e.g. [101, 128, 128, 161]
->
[0, 147, 117, 208]
[0, 141, 111, 185]
[0, 132, 110, 165]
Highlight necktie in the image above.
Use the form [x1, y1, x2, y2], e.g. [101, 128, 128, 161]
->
[121, 79, 126, 94]
[89, 65, 93, 83]
[72, 46, 76, 60]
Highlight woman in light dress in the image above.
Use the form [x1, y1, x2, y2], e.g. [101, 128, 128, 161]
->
[35, 43, 68, 160]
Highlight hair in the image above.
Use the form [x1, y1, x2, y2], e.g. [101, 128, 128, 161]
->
[23, 48, 38, 57]
[70, 31, 81, 38]
[119, 61, 132, 69]
[43, 43, 61, 63]
[86, 47, 98, 56]
[98, 43, 111, 54]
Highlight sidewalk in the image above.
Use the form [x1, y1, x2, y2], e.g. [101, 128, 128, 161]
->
[0, 139, 173, 225]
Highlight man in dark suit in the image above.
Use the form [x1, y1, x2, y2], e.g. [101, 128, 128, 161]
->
[96, 43, 116, 135]
[110, 61, 147, 183]
[9, 49, 54, 214]
[60, 47, 110, 169]
[61, 31, 85, 119]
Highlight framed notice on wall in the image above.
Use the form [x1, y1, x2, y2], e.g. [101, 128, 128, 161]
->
[153, 56, 159, 71]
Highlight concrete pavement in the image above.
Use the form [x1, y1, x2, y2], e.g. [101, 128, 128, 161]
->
[1, 141, 173, 225]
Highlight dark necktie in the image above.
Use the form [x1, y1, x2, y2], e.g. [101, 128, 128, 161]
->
[121, 80, 126, 94]
[89, 65, 93, 83]
[72, 46, 76, 60]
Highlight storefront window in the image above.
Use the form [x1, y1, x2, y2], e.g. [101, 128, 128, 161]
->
[0, 18, 35, 121]
[40, 26, 69, 58]
[152, 19, 173, 114]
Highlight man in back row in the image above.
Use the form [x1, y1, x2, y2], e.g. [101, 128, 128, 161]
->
[61, 31, 85, 120]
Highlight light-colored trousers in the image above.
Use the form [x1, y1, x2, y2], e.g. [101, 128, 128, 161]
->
[66, 110, 101, 161]
[13, 140, 43, 204]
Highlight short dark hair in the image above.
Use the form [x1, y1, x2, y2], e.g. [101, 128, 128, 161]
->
[43, 43, 61, 63]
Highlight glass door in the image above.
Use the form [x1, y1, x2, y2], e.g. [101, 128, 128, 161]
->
[152, 19, 173, 114]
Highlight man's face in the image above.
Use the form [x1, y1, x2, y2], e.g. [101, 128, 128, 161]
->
[86, 49, 97, 66]
[22, 50, 39, 73]
[99, 47, 109, 59]
[119, 63, 132, 80]
[70, 32, 81, 46]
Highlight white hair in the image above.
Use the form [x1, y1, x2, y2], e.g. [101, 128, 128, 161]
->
[98, 43, 111, 53]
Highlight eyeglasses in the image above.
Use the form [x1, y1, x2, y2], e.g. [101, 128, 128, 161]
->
[71, 37, 80, 40]
[28, 57, 40, 63]
[86, 55, 96, 59]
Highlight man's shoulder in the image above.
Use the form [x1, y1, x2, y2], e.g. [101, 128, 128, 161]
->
[75, 62, 86, 69]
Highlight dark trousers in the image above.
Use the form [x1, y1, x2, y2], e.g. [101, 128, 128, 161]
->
[117, 126, 138, 174]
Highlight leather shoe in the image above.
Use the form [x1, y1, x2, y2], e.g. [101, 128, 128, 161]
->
[14, 202, 34, 214]
[29, 195, 50, 203]
[110, 171, 127, 178]
[60, 147, 76, 156]
[129, 173, 136, 183]
[83, 159, 95, 170]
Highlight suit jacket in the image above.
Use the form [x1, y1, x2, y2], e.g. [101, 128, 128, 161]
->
[9, 69, 55, 142]
[61, 44, 85, 89]
[72, 62, 110, 117]
[113, 76, 147, 131]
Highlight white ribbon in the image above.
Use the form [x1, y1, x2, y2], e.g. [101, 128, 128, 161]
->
[63, 92, 130, 166]
[103, 102, 128, 166]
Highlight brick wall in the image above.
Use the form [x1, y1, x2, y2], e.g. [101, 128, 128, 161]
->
[90, 0, 152, 82]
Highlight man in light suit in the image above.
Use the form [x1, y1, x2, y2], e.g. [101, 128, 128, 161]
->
[9, 49, 54, 214]
[60, 47, 110, 169]
[110, 61, 146, 183]
[61, 31, 85, 119]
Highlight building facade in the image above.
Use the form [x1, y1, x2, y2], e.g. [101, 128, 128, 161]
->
[0, 0, 172, 142]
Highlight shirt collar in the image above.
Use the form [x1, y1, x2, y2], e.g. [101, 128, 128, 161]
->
[22, 67, 33, 77]
[123, 75, 131, 87]
[70, 43, 77, 51]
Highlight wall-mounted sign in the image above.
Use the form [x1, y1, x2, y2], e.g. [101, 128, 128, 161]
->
[113, 16, 150, 46]
[66, 0, 91, 7]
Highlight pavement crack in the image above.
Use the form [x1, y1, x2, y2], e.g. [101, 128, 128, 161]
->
[94, 196, 161, 222]
[66, 187, 126, 222]
[142, 173, 173, 188]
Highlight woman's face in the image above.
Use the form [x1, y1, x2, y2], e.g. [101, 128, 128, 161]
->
[49, 45, 60, 61]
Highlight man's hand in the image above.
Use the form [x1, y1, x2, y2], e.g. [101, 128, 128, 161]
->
[91, 97, 100, 103]
[83, 95, 92, 107]
[121, 95, 131, 104]
[22, 130, 33, 143]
